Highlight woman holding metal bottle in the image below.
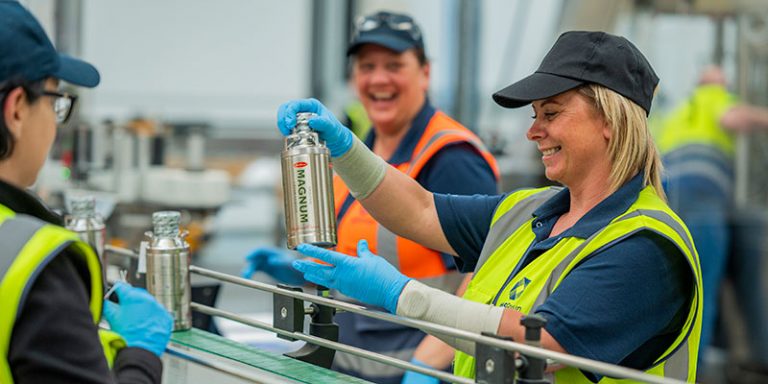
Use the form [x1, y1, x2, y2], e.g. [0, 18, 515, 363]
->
[243, 10, 499, 384]
[279, 31, 703, 382]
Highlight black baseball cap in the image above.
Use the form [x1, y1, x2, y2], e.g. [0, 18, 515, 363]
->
[493, 31, 658, 115]
[347, 11, 425, 56]
[0, 0, 100, 87]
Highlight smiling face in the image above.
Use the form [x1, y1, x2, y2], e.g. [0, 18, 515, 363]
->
[351, 44, 429, 135]
[526, 89, 613, 190]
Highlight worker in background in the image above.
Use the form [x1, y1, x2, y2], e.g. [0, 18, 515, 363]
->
[0, 1, 173, 383]
[655, 65, 768, 362]
[243, 10, 499, 384]
[278, 31, 703, 382]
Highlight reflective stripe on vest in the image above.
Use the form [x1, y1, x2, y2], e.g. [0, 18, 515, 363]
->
[334, 111, 499, 292]
[0, 208, 122, 383]
[663, 144, 733, 198]
[453, 186, 702, 382]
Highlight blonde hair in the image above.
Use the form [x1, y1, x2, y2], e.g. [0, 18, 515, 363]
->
[578, 84, 666, 201]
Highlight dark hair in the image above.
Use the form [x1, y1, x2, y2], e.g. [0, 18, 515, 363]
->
[0, 78, 45, 160]
[412, 47, 428, 66]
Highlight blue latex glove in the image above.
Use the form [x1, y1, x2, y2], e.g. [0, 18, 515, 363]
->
[402, 358, 441, 384]
[292, 239, 411, 313]
[277, 98, 354, 157]
[102, 282, 173, 357]
[241, 247, 305, 286]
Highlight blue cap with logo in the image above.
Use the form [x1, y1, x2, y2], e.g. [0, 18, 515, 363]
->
[347, 11, 425, 56]
[0, 0, 99, 87]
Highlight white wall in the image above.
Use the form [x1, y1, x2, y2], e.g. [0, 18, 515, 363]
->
[477, 0, 563, 145]
[79, 0, 312, 132]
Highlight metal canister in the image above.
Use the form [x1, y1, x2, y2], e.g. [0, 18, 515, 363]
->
[281, 112, 337, 249]
[145, 211, 191, 330]
[65, 196, 107, 281]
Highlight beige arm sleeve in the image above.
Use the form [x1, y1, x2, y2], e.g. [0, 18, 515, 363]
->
[332, 136, 387, 200]
[396, 280, 505, 355]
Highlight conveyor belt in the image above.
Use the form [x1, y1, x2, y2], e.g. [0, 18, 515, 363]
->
[170, 329, 371, 383]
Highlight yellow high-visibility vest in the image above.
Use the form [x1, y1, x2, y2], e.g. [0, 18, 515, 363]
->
[0, 204, 124, 383]
[453, 186, 702, 382]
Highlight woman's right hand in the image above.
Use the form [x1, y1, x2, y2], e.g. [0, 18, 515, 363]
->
[277, 98, 354, 157]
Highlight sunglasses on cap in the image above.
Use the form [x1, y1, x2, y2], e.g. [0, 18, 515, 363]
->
[353, 13, 422, 42]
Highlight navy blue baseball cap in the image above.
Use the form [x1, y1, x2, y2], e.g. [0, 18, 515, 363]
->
[0, 0, 99, 87]
[493, 31, 658, 115]
[347, 11, 425, 56]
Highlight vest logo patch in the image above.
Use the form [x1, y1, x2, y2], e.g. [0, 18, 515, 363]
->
[508, 277, 531, 300]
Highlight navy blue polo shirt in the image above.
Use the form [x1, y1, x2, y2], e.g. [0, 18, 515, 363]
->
[435, 173, 693, 378]
[336, 100, 498, 269]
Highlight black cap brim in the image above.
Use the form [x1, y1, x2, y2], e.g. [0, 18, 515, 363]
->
[492, 72, 584, 109]
[54, 54, 100, 88]
[347, 34, 414, 56]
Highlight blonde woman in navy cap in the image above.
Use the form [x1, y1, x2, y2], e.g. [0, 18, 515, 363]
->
[0, 2, 172, 383]
[277, 31, 703, 382]
[244, 10, 499, 384]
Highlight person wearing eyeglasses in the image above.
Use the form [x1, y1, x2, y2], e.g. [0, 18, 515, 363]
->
[276, 31, 703, 383]
[243, 10, 499, 384]
[0, 2, 173, 383]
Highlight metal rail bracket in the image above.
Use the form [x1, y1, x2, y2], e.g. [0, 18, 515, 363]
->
[273, 285, 305, 341]
[273, 285, 339, 369]
[476, 332, 516, 384]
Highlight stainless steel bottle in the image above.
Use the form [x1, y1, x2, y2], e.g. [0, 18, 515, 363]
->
[65, 196, 107, 282]
[145, 211, 191, 330]
[281, 112, 337, 249]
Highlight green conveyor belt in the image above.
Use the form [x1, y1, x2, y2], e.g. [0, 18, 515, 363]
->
[170, 329, 371, 383]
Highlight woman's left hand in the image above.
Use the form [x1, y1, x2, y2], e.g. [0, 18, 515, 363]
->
[292, 239, 411, 313]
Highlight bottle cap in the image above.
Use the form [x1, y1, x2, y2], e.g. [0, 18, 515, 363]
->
[152, 211, 181, 238]
[70, 196, 95, 216]
[294, 112, 317, 132]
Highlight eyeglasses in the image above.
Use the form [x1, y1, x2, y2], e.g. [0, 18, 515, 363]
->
[41, 91, 77, 124]
[353, 13, 422, 42]
[0, 85, 78, 124]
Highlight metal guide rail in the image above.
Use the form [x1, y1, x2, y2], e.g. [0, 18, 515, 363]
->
[106, 246, 688, 384]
